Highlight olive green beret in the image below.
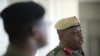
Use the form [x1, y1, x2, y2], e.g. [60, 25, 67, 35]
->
[55, 16, 80, 30]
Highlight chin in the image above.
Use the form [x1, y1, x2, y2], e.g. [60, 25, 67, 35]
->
[38, 42, 47, 48]
[77, 46, 82, 50]
[74, 46, 82, 50]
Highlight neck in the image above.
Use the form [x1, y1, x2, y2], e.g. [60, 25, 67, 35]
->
[10, 43, 36, 56]
[59, 42, 78, 51]
[11, 42, 37, 56]
[23, 36, 38, 56]
[22, 40, 38, 56]
[10, 36, 38, 56]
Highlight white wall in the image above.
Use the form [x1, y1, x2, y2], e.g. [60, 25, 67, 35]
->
[7, 0, 33, 5]
[0, 0, 8, 56]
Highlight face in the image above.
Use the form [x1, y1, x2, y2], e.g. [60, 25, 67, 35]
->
[61, 26, 83, 50]
[32, 20, 47, 48]
[25, 37, 38, 55]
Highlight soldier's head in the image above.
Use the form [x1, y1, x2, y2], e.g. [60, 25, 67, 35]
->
[55, 16, 83, 50]
[1, 2, 47, 49]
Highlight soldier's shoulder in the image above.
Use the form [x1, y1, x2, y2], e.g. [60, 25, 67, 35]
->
[46, 46, 61, 56]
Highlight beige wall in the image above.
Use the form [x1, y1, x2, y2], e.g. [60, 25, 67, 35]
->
[79, 1, 100, 56]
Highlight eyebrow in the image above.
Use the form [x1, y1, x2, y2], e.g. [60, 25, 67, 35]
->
[73, 27, 81, 30]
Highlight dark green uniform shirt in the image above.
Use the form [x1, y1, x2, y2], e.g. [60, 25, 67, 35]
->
[46, 43, 84, 56]
[4, 44, 28, 56]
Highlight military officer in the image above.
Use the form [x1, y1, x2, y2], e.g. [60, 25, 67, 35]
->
[1, 2, 47, 56]
[47, 16, 84, 56]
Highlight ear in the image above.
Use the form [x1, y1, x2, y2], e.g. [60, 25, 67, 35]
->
[58, 33, 64, 42]
[31, 26, 38, 36]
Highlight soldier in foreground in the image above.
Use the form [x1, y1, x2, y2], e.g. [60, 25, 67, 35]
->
[47, 16, 84, 56]
[1, 2, 46, 56]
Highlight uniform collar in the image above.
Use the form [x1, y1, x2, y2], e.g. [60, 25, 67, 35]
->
[4, 44, 28, 56]
[59, 42, 84, 55]
[59, 42, 65, 49]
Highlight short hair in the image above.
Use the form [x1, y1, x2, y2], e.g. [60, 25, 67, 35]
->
[0, 2, 45, 43]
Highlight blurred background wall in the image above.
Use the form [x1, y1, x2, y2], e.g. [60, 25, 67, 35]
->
[79, 0, 100, 56]
[0, 0, 100, 56]
[0, 0, 8, 55]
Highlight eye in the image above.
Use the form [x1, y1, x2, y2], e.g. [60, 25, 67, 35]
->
[80, 30, 82, 32]
[72, 30, 77, 35]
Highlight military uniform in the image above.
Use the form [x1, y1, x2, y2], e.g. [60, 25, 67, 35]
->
[47, 16, 84, 56]
[4, 44, 28, 56]
[46, 43, 84, 56]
